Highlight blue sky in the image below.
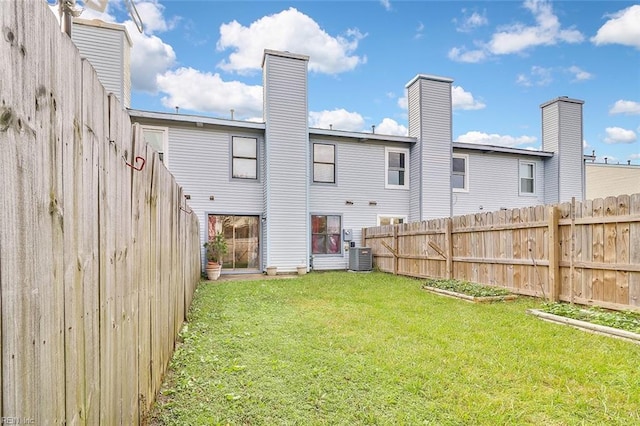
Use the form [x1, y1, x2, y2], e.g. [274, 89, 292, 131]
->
[56, 0, 640, 163]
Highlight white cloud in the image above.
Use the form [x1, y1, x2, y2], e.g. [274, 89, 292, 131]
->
[376, 118, 408, 136]
[126, 22, 176, 93]
[516, 65, 553, 87]
[380, 0, 392, 12]
[455, 9, 489, 33]
[308, 109, 365, 132]
[157, 67, 263, 118]
[456, 131, 537, 147]
[397, 88, 484, 111]
[591, 5, 640, 49]
[134, 1, 177, 34]
[604, 127, 637, 144]
[447, 46, 487, 63]
[415, 22, 424, 40]
[609, 100, 640, 115]
[567, 65, 593, 82]
[216, 8, 366, 75]
[629, 153, 640, 160]
[449, 0, 583, 62]
[397, 96, 408, 110]
[452, 86, 486, 110]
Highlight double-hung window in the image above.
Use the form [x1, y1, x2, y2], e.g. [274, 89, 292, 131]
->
[232, 136, 257, 179]
[311, 215, 341, 255]
[142, 125, 168, 165]
[452, 154, 468, 192]
[313, 143, 335, 183]
[519, 161, 535, 194]
[385, 147, 409, 189]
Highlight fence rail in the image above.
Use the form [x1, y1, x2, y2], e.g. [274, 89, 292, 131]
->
[0, 1, 201, 423]
[364, 194, 640, 312]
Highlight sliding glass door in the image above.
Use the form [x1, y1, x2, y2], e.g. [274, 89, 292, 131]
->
[208, 215, 260, 271]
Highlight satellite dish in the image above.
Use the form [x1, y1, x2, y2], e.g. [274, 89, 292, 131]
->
[83, 0, 108, 13]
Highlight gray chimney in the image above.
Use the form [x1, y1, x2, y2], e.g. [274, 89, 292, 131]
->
[71, 18, 132, 108]
[405, 74, 454, 220]
[541, 97, 585, 204]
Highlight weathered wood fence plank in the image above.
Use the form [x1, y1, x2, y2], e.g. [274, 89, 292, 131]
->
[364, 194, 640, 312]
[0, 1, 201, 423]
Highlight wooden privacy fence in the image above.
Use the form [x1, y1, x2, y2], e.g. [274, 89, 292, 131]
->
[0, 1, 201, 424]
[363, 193, 640, 312]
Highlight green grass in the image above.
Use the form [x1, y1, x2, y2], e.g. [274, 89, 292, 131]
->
[540, 302, 640, 334]
[152, 272, 640, 425]
[423, 278, 512, 297]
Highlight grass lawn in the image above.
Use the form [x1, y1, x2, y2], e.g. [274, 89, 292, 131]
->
[152, 272, 640, 425]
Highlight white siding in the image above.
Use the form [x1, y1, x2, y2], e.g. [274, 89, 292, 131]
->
[71, 22, 129, 107]
[452, 151, 546, 215]
[542, 102, 559, 204]
[407, 83, 422, 222]
[541, 98, 585, 204]
[558, 101, 584, 202]
[263, 51, 309, 272]
[310, 138, 411, 270]
[417, 77, 453, 220]
[586, 164, 640, 199]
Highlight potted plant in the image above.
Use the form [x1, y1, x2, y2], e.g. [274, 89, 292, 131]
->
[203, 232, 228, 281]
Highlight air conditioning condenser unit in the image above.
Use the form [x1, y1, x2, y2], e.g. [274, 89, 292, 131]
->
[349, 247, 373, 271]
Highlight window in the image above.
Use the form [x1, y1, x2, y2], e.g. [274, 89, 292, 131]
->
[385, 147, 409, 189]
[313, 143, 335, 183]
[377, 215, 407, 226]
[520, 161, 535, 194]
[142, 126, 168, 165]
[452, 154, 468, 192]
[232, 136, 257, 179]
[311, 215, 341, 255]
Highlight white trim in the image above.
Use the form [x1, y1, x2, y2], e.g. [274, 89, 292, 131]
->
[377, 214, 408, 226]
[384, 146, 410, 190]
[452, 153, 468, 193]
[519, 160, 536, 196]
[141, 125, 169, 167]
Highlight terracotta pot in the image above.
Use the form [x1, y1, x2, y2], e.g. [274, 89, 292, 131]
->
[206, 263, 222, 281]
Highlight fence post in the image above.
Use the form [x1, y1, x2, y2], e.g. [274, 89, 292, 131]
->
[548, 205, 560, 302]
[361, 227, 367, 248]
[445, 218, 453, 279]
[393, 225, 398, 275]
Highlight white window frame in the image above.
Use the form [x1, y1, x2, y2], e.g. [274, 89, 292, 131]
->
[377, 215, 408, 226]
[384, 147, 410, 190]
[141, 125, 169, 166]
[452, 153, 468, 193]
[519, 160, 536, 196]
[231, 136, 258, 180]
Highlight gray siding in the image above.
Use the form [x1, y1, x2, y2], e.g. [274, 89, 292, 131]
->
[542, 102, 559, 204]
[263, 51, 309, 272]
[417, 77, 453, 220]
[558, 101, 584, 202]
[72, 23, 128, 107]
[407, 83, 422, 222]
[166, 126, 264, 267]
[452, 151, 546, 215]
[310, 138, 411, 270]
